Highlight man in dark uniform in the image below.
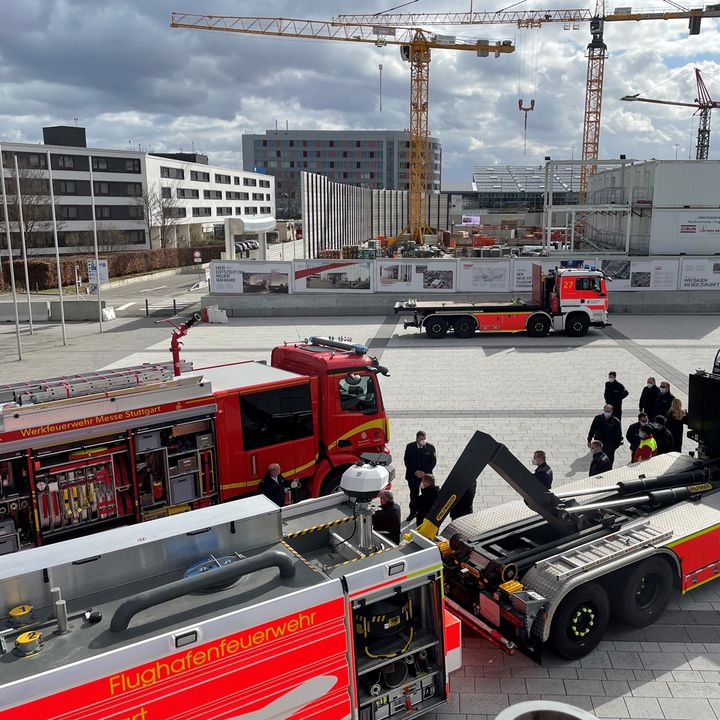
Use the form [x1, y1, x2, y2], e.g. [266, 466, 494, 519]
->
[587, 404, 623, 467]
[626, 412, 649, 461]
[604, 371, 629, 421]
[410, 473, 440, 527]
[372, 490, 401, 544]
[654, 382, 675, 418]
[532, 450, 553, 489]
[258, 463, 286, 507]
[589, 440, 612, 476]
[639, 377, 660, 418]
[404, 430, 436, 521]
[653, 415, 674, 455]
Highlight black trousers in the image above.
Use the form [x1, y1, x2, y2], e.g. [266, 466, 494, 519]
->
[407, 475, 422, 503]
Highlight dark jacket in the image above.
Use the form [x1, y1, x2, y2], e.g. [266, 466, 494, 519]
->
[258, 472, 286, 507]
[654, 391, 675, 418]
[639, 385, 660, 417]
[589, 451, 612, 477]
[665, 410, 688, 453]
[373, 501, 401, 544]
[404, 441, 437, 481]
[604, 380, 629, 411]
[534, 463, 553, 490]
[587, 414, 623, 451]
[654, 425, 674, 455]
[410, 484, 439, 526]
[626, 421, 644, 454]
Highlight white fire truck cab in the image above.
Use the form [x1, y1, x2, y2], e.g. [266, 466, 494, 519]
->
[0, 484, 461, 719]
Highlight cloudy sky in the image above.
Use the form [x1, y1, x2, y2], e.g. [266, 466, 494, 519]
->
[1, 0, 719, 183]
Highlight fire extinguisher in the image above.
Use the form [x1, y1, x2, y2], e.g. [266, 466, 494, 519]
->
[152, 481, 165, 502]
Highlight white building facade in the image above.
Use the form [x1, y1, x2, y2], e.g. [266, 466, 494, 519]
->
[0, 127, 274, 254]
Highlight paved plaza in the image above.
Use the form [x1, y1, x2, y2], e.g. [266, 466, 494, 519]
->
[3, 311, 720, 719]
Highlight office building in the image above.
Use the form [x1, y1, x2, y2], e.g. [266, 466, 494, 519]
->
[0, 127, 274, 254]
[242, 130, 441, 218]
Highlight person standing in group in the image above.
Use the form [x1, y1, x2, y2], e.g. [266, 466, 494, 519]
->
[587, 404, 623, 467]
[639, 377, 660, 419]
[626, 413, 649, 461]
[404, 431, 437, 521]
[532, 450, 553, 490]
[653, 415, 674, 455]
[633, 424, 657, 463]
[372, 490, 401, 544]
[410, 473, 440, 527]
[604, 371, 629, 421]
[654, 381, 675, 418]
[666, 398, 688, 453]
[589, 440, 612, 476]
[258, 463, 286, 507]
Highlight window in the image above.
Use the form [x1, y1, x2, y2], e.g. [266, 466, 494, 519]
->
[215, 173, 231, 184]
[97, 206, 111, 220]
[217, 207, 232, 215]
[244, 206, 258, 215]
[125, 159, 141, 172]
[161, 186, 171, 199]
[235, 207, 243, 215]
[262, 140, 267, 147]
[252, 192, 264, 201]
[261, 206, 271, 214]
[177, 188, 199, 199]
[127, 183, 142, 196]
[240, 385, 313, 451]
[59, 206, 79, 220]
[92, 157, 108, 171]
[94, 182, 109, 195]
[338, 375, 377, 414]
[575, 277, 602, 293]
[164, 207, 186, 218]
[190, 170, 210, 182]
[259, 179, 270, 188]
[57, 155, 74, 169]
[128, 205, 143, 219]
[160, 166, 184, 180]
[243, 177, 257, 187]
[234, 176, 240, 185]
[57, 180, 76, 194]
[203, 190, 222, 199]
[192, 207, 211, 217]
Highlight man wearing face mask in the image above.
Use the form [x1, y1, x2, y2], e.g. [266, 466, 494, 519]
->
[532, 450, 553, 490]
[404, 431, 437, 521]
[626, 412, 649, 460]
[653, 415, 674, 455]
[654, 382, 675, 418]
[604, 371, 629, 421]
[587, 404, 623, 467]
[633, 424, 657, 462]
[639, 377, 660, 418]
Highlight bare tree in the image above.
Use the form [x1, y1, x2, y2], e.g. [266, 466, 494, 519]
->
[0, 156, 64, 255]
[136, 183, 183, 249]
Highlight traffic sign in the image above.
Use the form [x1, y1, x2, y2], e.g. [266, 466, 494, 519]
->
[193, 251, 202, 264]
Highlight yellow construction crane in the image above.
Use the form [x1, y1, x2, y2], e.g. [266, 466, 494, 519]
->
[337, 5, 720, 195]
[170, 14, 514, 244]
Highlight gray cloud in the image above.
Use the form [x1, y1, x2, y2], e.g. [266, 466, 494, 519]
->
[1, 1, 719, 181]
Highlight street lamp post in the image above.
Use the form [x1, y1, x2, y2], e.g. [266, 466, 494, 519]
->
[674, 144, 680, 161]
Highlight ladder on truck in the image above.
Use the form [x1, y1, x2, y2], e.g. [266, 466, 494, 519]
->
[0, 361, 193, 406]
[536, 520, 672, 582]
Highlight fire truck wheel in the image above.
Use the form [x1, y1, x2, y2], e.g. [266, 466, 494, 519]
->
[453, 316, 476, 339]
[612, 557, 674, 627]
[526, 314, 551, 337]
[425, 317, 449, 339]
[550, 582, 610, 659]
[565, 313, 590, 337]
[320, 468, 347, 496]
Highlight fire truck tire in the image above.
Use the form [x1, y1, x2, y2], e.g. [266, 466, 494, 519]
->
[550, 582, 610, 659]
[526, 314, 551, 337]
[424, 317, 449, 339]
[453, 316, 476, 339]
[320, 467, 347, 496]
[611, 556, 674, 627]
[565, 313, 590, 337]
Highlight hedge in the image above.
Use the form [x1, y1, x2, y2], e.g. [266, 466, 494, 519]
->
[0, 246, 224, 292]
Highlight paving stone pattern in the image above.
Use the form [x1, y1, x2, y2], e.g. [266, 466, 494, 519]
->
[4, 311, 720, 719]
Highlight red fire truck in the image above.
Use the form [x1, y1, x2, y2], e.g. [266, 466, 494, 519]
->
[395, 265, 610, 338]
[0, 476, 462, 719]
[0, 335, 391, 553]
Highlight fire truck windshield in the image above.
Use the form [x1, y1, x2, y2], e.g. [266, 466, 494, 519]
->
[575, 277, 603, 293]
[339, 376, 377, 414]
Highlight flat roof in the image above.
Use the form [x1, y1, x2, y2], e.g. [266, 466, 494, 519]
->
[191, 361, 302, 393]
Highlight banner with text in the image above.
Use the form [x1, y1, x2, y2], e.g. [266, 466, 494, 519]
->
[210, 261, 292, 294]
[600, 258, 679, 291]
[375, 259, 457, 293]
[293, 260, 374, 293]
[680, 257, 720, 290]
[457, 260, 511, 292]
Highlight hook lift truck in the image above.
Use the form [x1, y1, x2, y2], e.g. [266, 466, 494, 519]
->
[415, 351, 720, 660]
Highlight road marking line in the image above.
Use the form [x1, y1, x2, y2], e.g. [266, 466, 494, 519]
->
[115, 302, 138, 311]
[138, 286, 168, 293]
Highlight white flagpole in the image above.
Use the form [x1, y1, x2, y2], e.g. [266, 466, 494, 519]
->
[46, 150, 67, 345]
[13, 154, 33, 334]
[0, 145, 22, 360]
[88, 159, 104, 333]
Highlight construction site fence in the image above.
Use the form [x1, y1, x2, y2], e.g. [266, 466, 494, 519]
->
[208, 256, 720, 295]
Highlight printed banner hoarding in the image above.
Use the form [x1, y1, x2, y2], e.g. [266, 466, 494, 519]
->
[376, 260, 456, 293]
[680, 258, 720, 290]
[600, 259, 679, 291]
[210, 261, 292, 294]
[457, 261, 511, 292]
[293, 260, 374, 293]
